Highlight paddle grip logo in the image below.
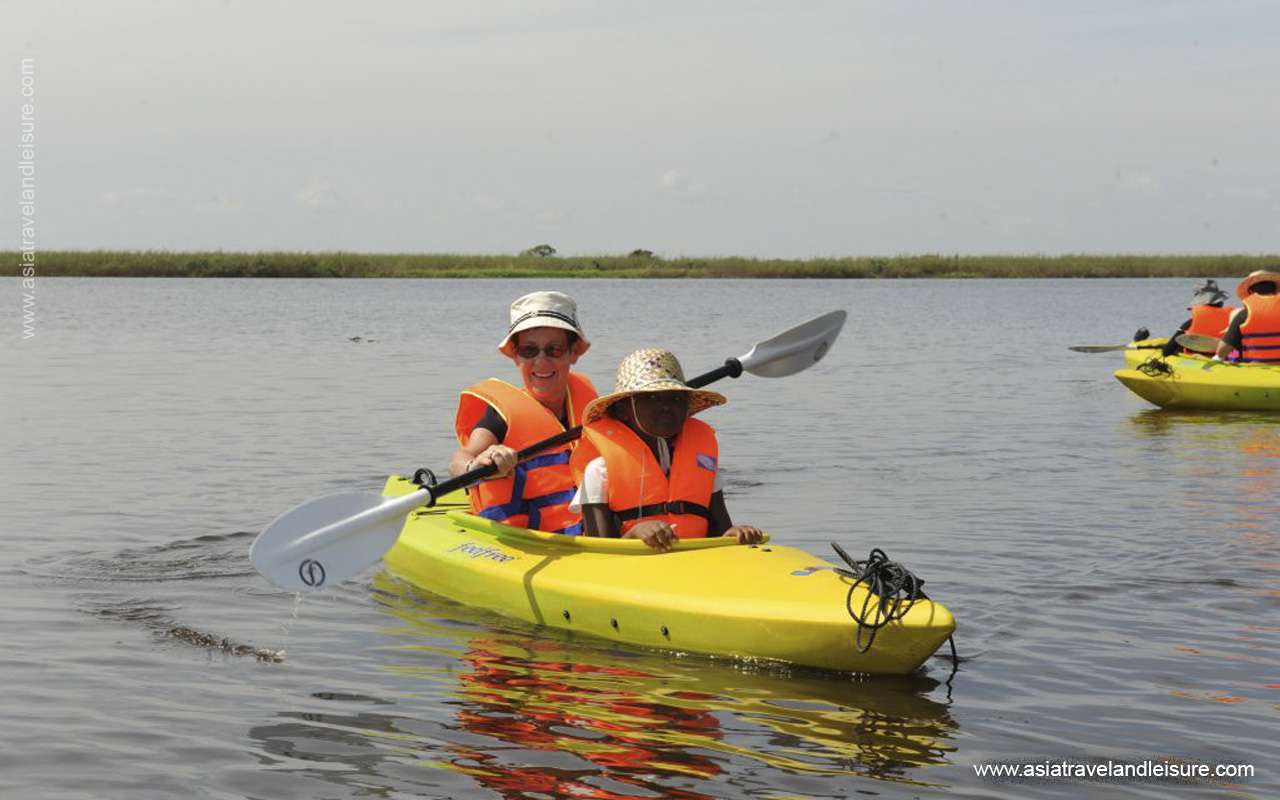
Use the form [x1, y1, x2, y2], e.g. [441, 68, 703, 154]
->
[299, 558, 326, 588]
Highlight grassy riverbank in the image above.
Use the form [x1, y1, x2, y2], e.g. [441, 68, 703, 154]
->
[7, 251, 1277, 278]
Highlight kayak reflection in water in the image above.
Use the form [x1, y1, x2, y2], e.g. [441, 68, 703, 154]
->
[569, 348, 764, 551]
[449, 291, 599, 535]
[451, 641, 722, 800]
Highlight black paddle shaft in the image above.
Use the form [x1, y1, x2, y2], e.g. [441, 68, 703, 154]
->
[686, 358, 743, 389]
[422, 358, 746, 506]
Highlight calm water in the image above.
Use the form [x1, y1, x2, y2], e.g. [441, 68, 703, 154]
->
[2, 278, 1275, 799]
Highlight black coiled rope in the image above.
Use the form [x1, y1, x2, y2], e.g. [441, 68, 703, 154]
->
[831, 544, 924, 653]
[831, 544, 960, 677]
[1136, 356, 1173, 377]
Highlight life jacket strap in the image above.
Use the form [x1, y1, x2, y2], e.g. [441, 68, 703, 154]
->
[524, 488, 576, 531]
[475, 450, 573, 523]
[1241, 330, 1280, 361]
[614, 500, 712, 523]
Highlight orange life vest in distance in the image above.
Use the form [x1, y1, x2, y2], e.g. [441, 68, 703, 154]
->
[571, 416, 719, 539]
[1239, 295, 1280, 363]
[1186, 304, 1234, 341]
[455, 373, 597, 535]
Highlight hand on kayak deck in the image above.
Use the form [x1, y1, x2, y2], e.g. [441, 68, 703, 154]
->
[472, 445, 517, 478]
[723, 525, 765, 544]
[625, 520, 679, 552]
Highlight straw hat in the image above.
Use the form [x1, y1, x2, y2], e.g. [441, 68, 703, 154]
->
[497, 291, 590, 357]
[582, 349, 726, 425]
[1235, 270, 1280, 300]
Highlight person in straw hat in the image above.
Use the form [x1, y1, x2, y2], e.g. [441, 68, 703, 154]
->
[569, 348, 764, 551]
[1214, 269, 1280, 363]
[449, 291, 598, 534]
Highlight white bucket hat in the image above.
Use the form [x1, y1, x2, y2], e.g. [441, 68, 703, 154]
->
[497, 291, 590, 357]
[582, 348, 726, 425]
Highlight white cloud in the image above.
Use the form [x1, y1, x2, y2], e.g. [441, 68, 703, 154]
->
[658, 168, 686, 190]
[657, 168, 706, 197]
[295, 176, 335, 209]
[1114, 167, 1160, 194]
[97, 187, 174, 209]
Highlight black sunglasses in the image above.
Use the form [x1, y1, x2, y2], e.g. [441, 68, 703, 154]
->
[516, 343, 570, 359]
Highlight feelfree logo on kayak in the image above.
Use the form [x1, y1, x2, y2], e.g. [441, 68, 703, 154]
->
[448, 542, 518, 563]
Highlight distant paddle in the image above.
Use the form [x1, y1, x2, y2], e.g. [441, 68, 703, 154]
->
[250, 310, 848, 592]
[1069, 343, 1163, 353]
[1174, 333, 1220, 354]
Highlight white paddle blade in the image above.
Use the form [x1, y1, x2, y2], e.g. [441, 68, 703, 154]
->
[249, 491, 411, 592]
[738, 310, 847, 378]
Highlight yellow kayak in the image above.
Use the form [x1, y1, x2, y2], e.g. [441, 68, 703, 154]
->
[1116, 338, 1280, 411]
[380, 475, 954, 675]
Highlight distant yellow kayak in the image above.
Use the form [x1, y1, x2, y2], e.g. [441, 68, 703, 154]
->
[381, 476, 954, 675]
[1116, 338, 1280, 411]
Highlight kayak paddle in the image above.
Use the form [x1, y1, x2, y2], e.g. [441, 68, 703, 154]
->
[1068, 343, 1163, 353]
[250, 310, 848, 592]
[1174, 333, 1220, 354]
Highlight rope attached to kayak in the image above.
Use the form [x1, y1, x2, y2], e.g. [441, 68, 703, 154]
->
[830, 544, 960, 677]
[1136, 356, 1173, 377]
[830, 544, 923, 653]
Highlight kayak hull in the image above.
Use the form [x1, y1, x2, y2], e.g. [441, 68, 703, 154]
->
[381, 476, 954, 675]
[1116, 341, 1280, 411]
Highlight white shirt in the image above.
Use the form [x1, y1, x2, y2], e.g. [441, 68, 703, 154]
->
[568, 437, 725, 512]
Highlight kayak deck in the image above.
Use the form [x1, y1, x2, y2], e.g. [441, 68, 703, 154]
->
[381, 476, 954, 675]
[1116, 340, 1280, 411]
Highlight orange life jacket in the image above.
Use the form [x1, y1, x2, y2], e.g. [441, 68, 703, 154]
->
[1239, 295, 1280, 363]
[455, 373, 596, 534]
[1186, 304, 1234, 341]
[571, 416, 719, 539]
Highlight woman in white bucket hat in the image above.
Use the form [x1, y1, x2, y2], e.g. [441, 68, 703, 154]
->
[448, 291, 598, 534]
[567, 348, 764, 551]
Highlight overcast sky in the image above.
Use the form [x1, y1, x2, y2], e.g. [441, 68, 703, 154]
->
[10, 1, 1280, 257]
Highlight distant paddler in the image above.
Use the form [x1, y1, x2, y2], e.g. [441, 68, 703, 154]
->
[449, 291, 597, 534]
[1214, 270, 1280, 363]
[1160, 279, 1234, 357]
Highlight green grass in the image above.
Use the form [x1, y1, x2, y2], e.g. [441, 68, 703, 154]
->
[6, 251, 1278, 278]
